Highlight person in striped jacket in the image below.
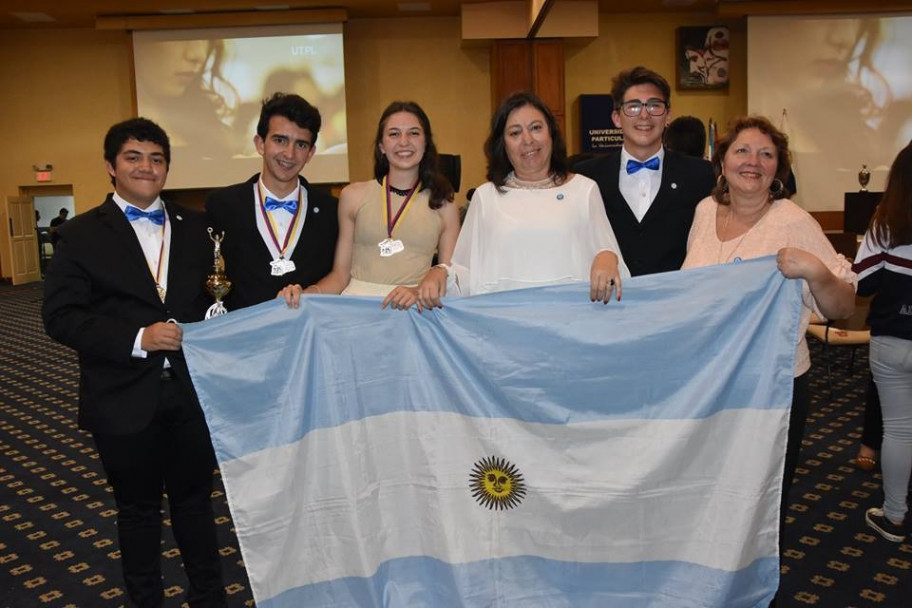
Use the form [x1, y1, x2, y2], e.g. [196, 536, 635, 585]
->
[854, 141, 912, 543]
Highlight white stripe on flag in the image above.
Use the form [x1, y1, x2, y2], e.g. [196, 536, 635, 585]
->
[225, 409, 785, 596]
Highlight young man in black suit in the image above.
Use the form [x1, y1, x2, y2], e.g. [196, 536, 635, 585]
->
[43, 119, 225, 607]
[206, 93, 338, 310]
[576, 66, 715, 276]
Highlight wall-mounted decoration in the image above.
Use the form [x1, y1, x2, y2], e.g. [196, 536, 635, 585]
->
[677, 26, 730, 90]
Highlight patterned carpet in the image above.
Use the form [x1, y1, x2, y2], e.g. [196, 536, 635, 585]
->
[1, 281, 910, 607]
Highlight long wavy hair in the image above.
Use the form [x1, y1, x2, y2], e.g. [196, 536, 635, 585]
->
[485, 92, 569, 192]
[870, 141, 912, 248]
[373, 101, 453, 210]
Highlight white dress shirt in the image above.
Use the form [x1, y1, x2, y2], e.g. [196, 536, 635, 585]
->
[113, 192, 171, 359]
[618, 147, 665, 222]
[253, 180, 309, 260]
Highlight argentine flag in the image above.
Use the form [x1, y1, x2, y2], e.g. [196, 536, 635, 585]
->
[183, 257, 801, 607]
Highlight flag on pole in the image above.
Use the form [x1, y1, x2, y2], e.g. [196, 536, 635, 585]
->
[182, 257, 801, 608]
[707, 117, 717, 161]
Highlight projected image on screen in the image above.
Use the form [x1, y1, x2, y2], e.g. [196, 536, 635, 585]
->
[748, 16, 912, 211]
[134, 24, 347, 189]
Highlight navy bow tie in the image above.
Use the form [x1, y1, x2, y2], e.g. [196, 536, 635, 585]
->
[626, 157, 661, 175]
[264, 197, 298, 214]
[124, 205, 165, 225]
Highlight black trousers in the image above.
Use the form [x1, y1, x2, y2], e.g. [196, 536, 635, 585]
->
[770, 374, 811, 608]
[861, 373, 884, 450]
[781, 372, 809, 514]
[93, 375, 226, 608]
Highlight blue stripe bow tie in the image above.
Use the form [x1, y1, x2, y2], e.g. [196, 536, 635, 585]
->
[626, 157, 661, 175]
[264, 197, 298, 213]
[124, 205, 165, 225]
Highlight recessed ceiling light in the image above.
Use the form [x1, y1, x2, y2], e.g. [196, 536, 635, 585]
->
[11, 12, 55, 22]
[398, 3, 431, 11]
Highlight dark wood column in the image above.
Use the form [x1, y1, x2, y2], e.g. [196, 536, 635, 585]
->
[491, 39, 565, 134]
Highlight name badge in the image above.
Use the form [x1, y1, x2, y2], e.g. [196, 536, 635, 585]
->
[270, 258, 297, 276]
[378, 238, 405, 257]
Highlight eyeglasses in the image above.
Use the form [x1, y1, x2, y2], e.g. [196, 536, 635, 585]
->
[619, 99, 669, 117]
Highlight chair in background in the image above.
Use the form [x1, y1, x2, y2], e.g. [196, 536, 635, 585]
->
[439, 154, 461, 194]
[807, 294, 872, 398]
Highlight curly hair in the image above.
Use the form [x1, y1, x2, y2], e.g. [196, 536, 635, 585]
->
[711, 115, 792, 204]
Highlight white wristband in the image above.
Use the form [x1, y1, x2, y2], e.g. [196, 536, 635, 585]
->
[434, 263, 453, 279]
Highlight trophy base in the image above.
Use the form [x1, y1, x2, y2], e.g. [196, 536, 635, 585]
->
[205, 301, 228, 319]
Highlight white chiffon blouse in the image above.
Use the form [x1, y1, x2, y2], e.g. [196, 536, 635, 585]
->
[452, 174, 629, 295]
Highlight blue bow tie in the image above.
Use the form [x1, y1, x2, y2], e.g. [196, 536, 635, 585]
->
[124, 205, 165, 225]
[626, 157, 661, 175]
[264, 196, 298, 214]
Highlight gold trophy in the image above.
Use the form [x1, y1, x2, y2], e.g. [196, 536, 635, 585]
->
[858, 164, 871, 192]
[205, 228, 232, 319]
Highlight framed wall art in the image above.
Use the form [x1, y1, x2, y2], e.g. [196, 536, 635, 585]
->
[677, 25, 730, 90]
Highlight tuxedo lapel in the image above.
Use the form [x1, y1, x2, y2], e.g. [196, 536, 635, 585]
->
[164, 202, 192, 307]
[98, 198, 166, 307]
[605, 153, 641, 227]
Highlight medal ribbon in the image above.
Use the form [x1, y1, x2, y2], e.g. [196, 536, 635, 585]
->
[138, 206, 168, 301]
[257, 183, 303, 259]
[383, 175, 421, 239]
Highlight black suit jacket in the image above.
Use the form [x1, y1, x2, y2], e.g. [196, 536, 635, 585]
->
[576, 149, 715, 276]
[205, 174, 338, 310]
[43, 196, 212, 435]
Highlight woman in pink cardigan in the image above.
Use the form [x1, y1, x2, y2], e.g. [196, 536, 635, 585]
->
[682, 116, 856, 604]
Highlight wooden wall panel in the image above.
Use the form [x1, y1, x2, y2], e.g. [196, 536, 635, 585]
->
[491, 39, 565, 135]
[492, 41, 533, 109]
[532, 40, 565, 135]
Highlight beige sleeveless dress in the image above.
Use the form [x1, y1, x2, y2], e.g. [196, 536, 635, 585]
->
[343, 179, 442, 296]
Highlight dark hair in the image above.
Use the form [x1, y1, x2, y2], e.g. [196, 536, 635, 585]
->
[665, 116, 706, 159]
[373, 101, 453, 210]
[485, 91, 569, 191]
[103, 118, 170, 186]
[711, 115, 792, 205]
[59, 208, 69, 215]
[870, 141, 912, 248]
[256, 93, 322, 145]
[611, 66, 671, 107]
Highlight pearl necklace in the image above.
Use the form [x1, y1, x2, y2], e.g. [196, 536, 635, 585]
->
[504, 171, 558, 190]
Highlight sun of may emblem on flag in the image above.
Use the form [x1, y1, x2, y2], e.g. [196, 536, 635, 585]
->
[470, 456, 527, 510]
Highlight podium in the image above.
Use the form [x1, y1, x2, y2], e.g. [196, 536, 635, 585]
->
[844, 191, 881, 234]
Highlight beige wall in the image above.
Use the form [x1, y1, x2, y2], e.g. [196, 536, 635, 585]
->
[565, 12, 747, 154]
[0, 29, 135, 212]
[343, 17, 491, 200]
[0, 12, 749, 277]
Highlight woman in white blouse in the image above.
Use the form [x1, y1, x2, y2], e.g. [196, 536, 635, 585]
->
[416, 92, 628, 307]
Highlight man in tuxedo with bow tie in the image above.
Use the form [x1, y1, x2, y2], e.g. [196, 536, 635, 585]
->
[43, 118, 226, 607]
[576, 66, 715, 276]
[206, 93, 338, 310]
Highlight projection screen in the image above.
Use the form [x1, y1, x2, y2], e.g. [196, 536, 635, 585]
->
[133, 24, 347, 189]
[747, 15, 912, 211]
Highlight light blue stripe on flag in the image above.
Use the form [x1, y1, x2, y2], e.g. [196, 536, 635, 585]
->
[183, 257, 802, 607]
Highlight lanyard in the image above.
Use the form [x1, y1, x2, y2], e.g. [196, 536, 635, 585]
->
[257, 183, 303, 259]
[383, 175, 421, 239]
